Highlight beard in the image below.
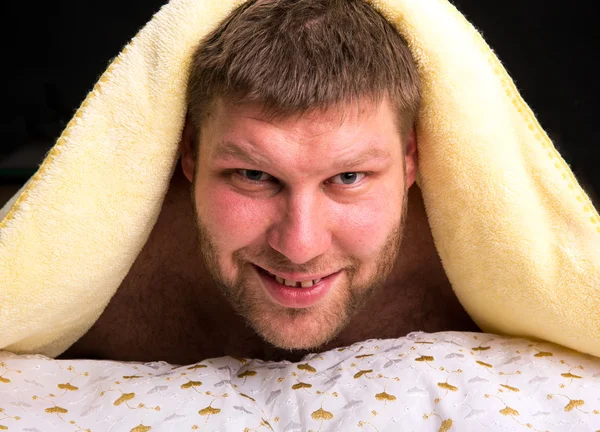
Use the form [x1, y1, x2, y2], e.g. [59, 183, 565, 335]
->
[192, 180, 409, 351]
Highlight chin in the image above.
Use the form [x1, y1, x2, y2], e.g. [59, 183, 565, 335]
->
[258, 324, 337, 351]
[247, 298, 350, 351]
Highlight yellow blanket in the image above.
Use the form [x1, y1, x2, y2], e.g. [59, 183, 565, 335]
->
[1, 0, 599, 358]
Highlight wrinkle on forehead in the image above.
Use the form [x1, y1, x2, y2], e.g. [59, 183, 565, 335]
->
[202, 96, 402, 175]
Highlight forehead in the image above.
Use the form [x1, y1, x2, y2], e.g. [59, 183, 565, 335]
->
[196, 97, 405, 174]
[204, 96, 401, 139]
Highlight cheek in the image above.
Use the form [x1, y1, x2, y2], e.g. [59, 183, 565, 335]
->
[195, 183, 272, 250]
[331, 189, 403, 258]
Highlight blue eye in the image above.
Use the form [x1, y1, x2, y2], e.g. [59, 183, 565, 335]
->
[237, 169, 272, 182]
[330, 172, 365, 185]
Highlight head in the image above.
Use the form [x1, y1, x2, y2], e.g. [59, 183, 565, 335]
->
[180, 0, 421, 351]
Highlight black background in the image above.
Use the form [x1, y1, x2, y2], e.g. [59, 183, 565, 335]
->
[1, 0, 598, 198]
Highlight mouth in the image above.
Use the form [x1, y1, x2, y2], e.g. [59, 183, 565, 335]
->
[258, 268, 322, 288]
[254, 265, 331, 288]
[252, 264, 340, 308]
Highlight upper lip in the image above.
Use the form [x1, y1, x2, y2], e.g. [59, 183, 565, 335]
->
[254, 265, 337, 282]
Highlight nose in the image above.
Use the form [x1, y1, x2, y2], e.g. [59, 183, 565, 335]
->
[267, 191, 332, 265]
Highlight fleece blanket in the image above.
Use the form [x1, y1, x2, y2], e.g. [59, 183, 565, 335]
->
[0, 0, 599, 360]
[2, 332, 600, 431]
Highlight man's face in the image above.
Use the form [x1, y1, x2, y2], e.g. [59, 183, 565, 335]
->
[181, 97, 417, 351]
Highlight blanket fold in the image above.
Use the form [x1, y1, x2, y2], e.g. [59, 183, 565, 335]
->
[1, 0, 599, 357]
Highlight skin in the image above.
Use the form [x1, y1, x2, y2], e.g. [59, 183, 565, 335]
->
[182, 97, 414, 351]
[61, 97, 478, 364]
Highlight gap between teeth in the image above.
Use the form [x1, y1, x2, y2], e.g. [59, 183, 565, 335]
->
[274, 275, 322, 288]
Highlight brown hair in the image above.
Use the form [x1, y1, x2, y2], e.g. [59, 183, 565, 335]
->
[187, 0, 421, 141]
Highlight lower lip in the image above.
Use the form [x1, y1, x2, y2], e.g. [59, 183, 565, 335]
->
[255, 267, 339, 309]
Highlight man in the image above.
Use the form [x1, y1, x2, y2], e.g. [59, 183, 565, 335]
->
[62, 0, 478, 364]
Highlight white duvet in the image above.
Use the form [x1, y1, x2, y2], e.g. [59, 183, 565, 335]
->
[1, 331, 598, 431]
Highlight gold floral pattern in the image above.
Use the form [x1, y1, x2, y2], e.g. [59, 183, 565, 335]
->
[0, 332, 599, 431]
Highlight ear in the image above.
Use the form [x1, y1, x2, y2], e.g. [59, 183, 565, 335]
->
[180, 115, 197, 183]
[405, 127, 418, 188]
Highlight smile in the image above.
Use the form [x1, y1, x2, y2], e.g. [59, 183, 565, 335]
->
[253, 265, 340, 308]
[255, 265, 337, 288]
[261, 268, 323, 288]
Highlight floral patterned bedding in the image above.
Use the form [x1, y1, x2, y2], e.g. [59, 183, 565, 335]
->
[1, 331, 598, 431]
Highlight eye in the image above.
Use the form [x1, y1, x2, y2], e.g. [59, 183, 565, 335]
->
[329, 172, 366, 185]
[236, 169, 274, 182]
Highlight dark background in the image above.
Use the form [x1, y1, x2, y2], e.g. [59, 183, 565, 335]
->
[1, 0, 598, 203]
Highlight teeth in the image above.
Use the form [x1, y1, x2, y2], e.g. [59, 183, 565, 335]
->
[271, 274, 323, 288]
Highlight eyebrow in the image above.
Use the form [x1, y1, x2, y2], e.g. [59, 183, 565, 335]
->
[212, 140, 391, 171]
[334, 147, 391, 171]
[212, 141, 272, 166]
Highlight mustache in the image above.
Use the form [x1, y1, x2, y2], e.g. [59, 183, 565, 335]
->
[233, 246, 358, 276]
